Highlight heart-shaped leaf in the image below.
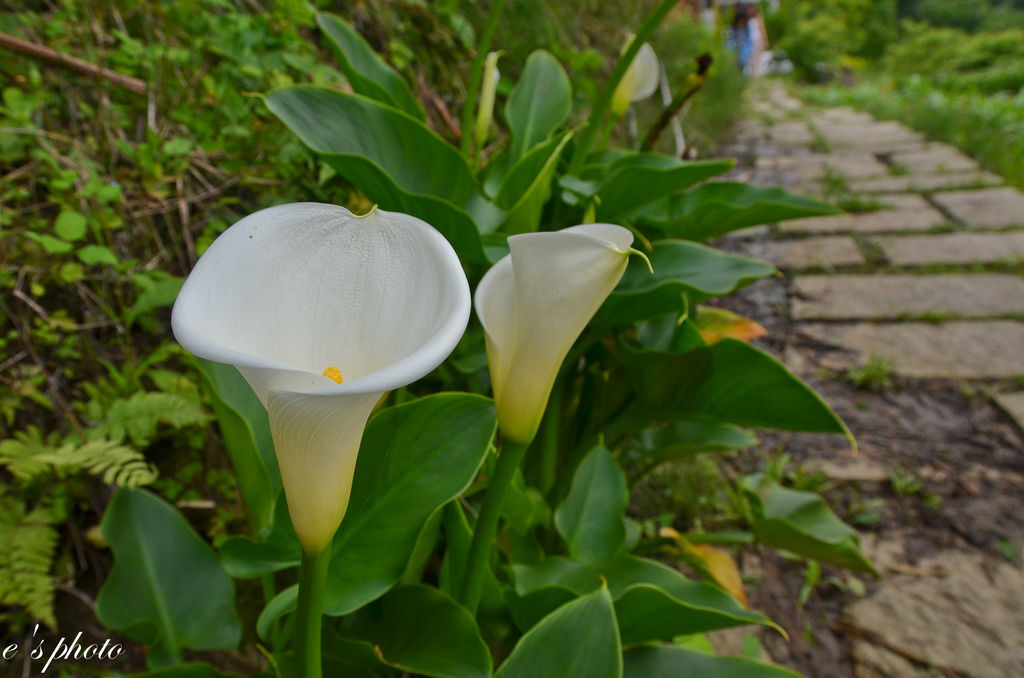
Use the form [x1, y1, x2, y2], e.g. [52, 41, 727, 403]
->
[505, 50, 572, 162]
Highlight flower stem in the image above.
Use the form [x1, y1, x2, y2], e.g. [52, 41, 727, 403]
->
[568, 0, 678, 173]
[538, 378, 564, 495]
[295, 547, 330, 678]
[458, 438, 530, 615]
[460, 0, 507, 161]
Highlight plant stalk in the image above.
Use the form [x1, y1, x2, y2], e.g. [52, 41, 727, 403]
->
[458, 438, 530, 614]
[460, 0, 507, 161]
[295, 547, 330, 678]
[568, 0, 679, 173]
[538, 378, 564, 495]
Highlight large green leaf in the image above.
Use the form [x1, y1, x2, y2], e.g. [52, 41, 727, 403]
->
[623, 646, 802, 678]
[744, 475, 875, 573]
[193, 358, 279, 534]
[342, 585, 492, 678]
[636, 182, 840, 242]
[554, 445, 628, 563]
[317, 13, 424, 119]
[619, 339, 850, 435]
[495, 131, 573, 234]
[496, 587, 621, 678]
[505, 50, 572, 162]
[595, 241, 776, 327]
[439, 501, 505, 613]
[595, 155, 734, 223]
[323, 394, 497, 614]
[637, 422, 759, 463]
[266, 87, 492, 262]
[95, 489, 241, 668]
[508, 554, 775, 644]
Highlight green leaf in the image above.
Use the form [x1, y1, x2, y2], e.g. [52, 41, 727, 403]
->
[129, 272, 183, 326]
[266, 86, 492, 262]
[323, 394, 497, 614]
[26, 232, 73, 254]
[636, 183, 840, 242]
[193, 359, 280, 534]
[505, 50, 572, 162]
[77, 244, 120, 266]
[508, 555, 776, 643]
[162, 138, 193, 156]
[95, 489, 241, 668]
[257, 585, 297, 642]
[495, 131, 573, 234]
[744, 475, 875, 573]
[439, 501, 505, 613]
[55, 210, 87, 241]
[623, 646, 802, 678]
[638, 422, 759, 463]
[496, 587, 621, 678]
[344, 585, 491, 678]
[595, 155, 734, 223]
[619, 338, 849, 435]
[127, 664, 243, 677]
[220, 494, 300, 579]
[317, 13, 425, 120]
[554, 446, 628, 563]
[605, 555, 778, 645]
[596, 241, 775, 327]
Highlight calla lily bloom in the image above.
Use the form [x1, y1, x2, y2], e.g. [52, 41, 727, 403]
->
[172, 203, 470, 553]
[475, 224, 635, 444]
[611, 40, 660, 116]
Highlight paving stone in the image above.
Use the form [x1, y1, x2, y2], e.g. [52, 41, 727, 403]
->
[757, 152, 889, 183]
[876, 194, 933, 210]
[778, 206, 947, 235]
[994, 392, 1024, 432]
[809, 107, 876, 127]
[768, 122, 813, 147]
[878, 231, 1024, 266]
[801, 321, 1024, 378]
[791, 274, 1024, 320]
[853, 641, 935, 678]
[847, 171, 1002, 194]
[755, 236, 864, 269]
[931, 187, 1024, 229]
[804, 456, 890, 483]
[889, 144, 979, 175]
[844, 550, 1024, 677]
[816, 121, 924, 150]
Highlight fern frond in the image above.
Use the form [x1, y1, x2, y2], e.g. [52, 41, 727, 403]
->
[0, 494, 62, 629]
[97, 392, 210, 446]
[1, 437, 157, 488]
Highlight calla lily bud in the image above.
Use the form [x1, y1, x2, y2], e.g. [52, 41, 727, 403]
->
[475, 51, 502, 153]
[172, 203, 470, 553]
[475, 224, 634, 444]
[611, 40, 660, 117]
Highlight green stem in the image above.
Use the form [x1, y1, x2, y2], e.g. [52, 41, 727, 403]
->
[458, 438, 530, 615]
[460, 0, 507, 161]
[538, 378, 564, 495]
[568, 0, 678, 173]
[295, 547, 330, 678]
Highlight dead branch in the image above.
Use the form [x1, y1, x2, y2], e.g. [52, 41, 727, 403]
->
[0, 30, 147, 95]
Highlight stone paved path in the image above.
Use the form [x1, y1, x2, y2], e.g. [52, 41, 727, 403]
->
[725, 82, 1024, 678]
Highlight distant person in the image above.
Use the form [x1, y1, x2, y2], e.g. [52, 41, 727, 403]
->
[728, 8, 751, 73]
[746, 5, 769, 78]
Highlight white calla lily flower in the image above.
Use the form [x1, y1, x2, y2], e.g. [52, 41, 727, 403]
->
[475, 224, 634, 444]
[612, 41, 660, 116]
[172, 203, 470, 553]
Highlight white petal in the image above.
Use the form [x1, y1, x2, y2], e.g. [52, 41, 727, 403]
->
[172, 203, 470, 403]
[629, 43, 660, 102]
[172, 203, 470, 552]
[475, 224, 633, 443]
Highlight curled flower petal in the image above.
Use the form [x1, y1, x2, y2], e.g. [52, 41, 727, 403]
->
[612, 41, 661, 116]
[475, 224, 633, 443]
[173, 203, 470, 552]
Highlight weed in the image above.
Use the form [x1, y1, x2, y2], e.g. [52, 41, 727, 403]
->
[888, 163, 909, 176]
[846, 355, 895, 391]
[836, 195, 885, 213]
[889, 461, 923, 497]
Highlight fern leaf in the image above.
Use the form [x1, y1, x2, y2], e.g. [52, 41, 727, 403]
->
[99, 392, 210, 446]
[0, 495, 61, 629]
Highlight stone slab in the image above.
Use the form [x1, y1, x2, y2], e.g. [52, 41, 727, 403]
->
[931, 187, 1024, 229]
[878, 231, 1024, 266]
[779, 206, 948, 235]
[853, 641, 934, 678]
[844, 550, 1024, 678]
[808, 107, 876, 127]
[791, 274, 1024, 320]
[847, 171, 1002, 194]
[876, 194, 933, 211]
[801, 321, 1024, 378]
[994, 392, 1024, 432]
[755, 236, 864, 269]
[889, 144, 979, 175]
[816, 121, 924, 150]
[768, 122, 813, 147]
